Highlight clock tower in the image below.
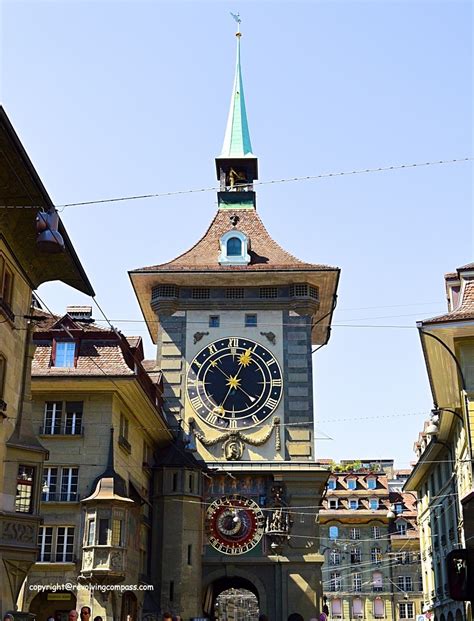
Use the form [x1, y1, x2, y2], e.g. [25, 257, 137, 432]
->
[130, 24, 340, 621]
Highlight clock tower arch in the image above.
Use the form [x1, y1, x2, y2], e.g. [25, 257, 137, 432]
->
[130, 22, 340, 621]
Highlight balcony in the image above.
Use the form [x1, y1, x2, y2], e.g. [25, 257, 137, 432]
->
[39, 425, 84, 437]
[37, 554, 76, 563]
[41, 492, 80, 503]
[373, 587, 384, 592]
[80, 545, 126, 583]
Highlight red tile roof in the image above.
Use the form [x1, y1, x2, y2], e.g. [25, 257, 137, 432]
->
[132, 209, 337, 273]
[422, 279, 474, 324]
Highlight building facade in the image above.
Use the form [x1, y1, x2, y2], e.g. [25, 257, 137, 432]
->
[0, 108, 93, 618]
[129, 26, 340, 620]
[319, 461, 423, 621]
[20, 307, 179, 621]
[404, 263, 474, 619]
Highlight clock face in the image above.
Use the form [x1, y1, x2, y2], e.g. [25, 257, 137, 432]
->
[186, 337, 283, 429]
[206, 494, 266, 555]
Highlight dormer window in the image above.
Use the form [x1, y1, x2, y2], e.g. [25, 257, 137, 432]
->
[227, 237, 242, 256]
[347, 478, 356, 490]
[53, 341, 76, 368]
[218, 230, 250, 266]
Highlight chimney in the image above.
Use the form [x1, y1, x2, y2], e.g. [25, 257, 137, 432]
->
[66, 305, 93, 323]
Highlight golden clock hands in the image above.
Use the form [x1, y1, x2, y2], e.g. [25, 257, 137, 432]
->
[235, 384, 258, 404]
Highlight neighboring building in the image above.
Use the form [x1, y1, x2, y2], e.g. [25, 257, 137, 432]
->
[319, 461, 423, 621]
[20, 307, 181, 621]
[129, 26, 340, 620]
[404, 263, 474, 620]
[0, 107, 94, 617]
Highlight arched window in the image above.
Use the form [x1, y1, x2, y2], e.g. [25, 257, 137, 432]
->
[352, 598, 363, 617]
[227, 237, 242, 256]
[374, 598, 384, 619]
[218, 230, 250, 265]
[329, 525, 339, 539]
[332, 598, 342, 618]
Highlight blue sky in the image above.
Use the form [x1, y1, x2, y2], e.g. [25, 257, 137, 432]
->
[2, 1, 472, 467]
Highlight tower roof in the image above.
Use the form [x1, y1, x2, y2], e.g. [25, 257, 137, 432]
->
[219, 29, 254, 160]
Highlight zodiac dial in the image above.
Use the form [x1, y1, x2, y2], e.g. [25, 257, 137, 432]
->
[186, 337, 283, 430]
[206, 494, 266, 555]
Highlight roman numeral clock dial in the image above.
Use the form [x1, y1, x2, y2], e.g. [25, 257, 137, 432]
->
[186, 337, 283, 429]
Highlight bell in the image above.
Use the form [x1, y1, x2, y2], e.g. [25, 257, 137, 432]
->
[36, 210, 65, 253]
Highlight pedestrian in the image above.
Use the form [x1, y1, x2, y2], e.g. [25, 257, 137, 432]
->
[93, 617, 103, 621]
[288, 615, 304, 621]
[80, 608, 91, 621]
[68, 612, 78, 621]
[259, 615, 269, 621]
[47, 617, 55, 621]
[3, 614, 14, 621]
[162, 615, 173, 621]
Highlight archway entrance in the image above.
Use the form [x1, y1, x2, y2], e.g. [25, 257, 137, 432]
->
[204, 576, 260, 621]
[215, 588, 259, 620]
[29, 590, 76, 621]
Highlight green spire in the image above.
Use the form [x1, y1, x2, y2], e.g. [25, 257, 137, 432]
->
[220, 28, 254, 158]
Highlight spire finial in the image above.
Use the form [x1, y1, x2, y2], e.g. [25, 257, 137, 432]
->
[230, 11, 241, 36]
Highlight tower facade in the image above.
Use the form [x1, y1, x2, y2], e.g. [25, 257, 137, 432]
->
[130, 27, 340, 620]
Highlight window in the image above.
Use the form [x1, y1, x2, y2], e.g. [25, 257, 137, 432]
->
[60, 467, 78, 501]
[38, 526, 74, 563]
[371, 547, 382, 563]
[330, 572, 342, 592]
[112, 518, 123, 546]
[349, 499, 359, 510]
[65, 402, 83, 434]
[398, 576, 413, 592]
[191, 288, 210, 299]
[327, 478, 336, 490]
[329, 526, 339, 540]
[226, 287, 244, 299]
[331, 598, 342, 619]
[218, 230, 250, 265]
[38, 526, 53, 561]
[187, 544, 192, 565]
[352, 597, 363, 617]
[43, 401, 62, 434]
[86, 518, 95, 546]
[16, 465, 35, 513]
[153, 284, 178, 298]
[98, 518, 109, 545]
[42, 467, 58, 501]
[347, 478, 356, 490]
[0, 354, 6, 402]
[245, 314, 257, 327]
[367, 477, 376, 490]
[372, 571, 383, 592]
[259, 287, 278, 299]
[373, 598, 384, 619]
[54, 341, 76, 368]
[396, 552, 408, 565]
[372, 526, 382, 539]
[399, 603, 414, 619]
[56, 527, 75, 562]
[0, 255, 14, 308]
[172, 472, 178, 492]
[394, 503, 403, 514]
[330, 548, 341, 565]
[369, 499, 379, 510]
[396, 520, 407, 535]
[351, 548, 361, 564]
[42, 401, 83, 435]
[120, 413, 129, 440]
[329, 499, 339, 509]
[350, 527, 360, 540]
[188, 473, 193, 493]
[290, 283, 318, 299]
[227, 237, 242, 256]
[353, 573, 362, 592]
[209, 315, 220, 328]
